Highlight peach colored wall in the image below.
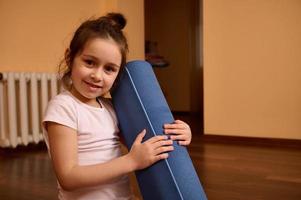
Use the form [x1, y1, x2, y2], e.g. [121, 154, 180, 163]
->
[0, 0, 144, 72]
[105, 0, 144, 61]
[116, 0, 145, 61]
[204, 0, 301, 139]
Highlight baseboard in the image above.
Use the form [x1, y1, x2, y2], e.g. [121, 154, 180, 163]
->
[172, 111, 202, 116]
[202, 134, 301, 149]
[0, 141, 47, 153]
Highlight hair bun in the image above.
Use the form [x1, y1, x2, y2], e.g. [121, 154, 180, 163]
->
[106, 13, 126, 30]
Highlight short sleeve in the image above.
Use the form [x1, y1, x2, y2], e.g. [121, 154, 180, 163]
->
[43, 99, 77, 130]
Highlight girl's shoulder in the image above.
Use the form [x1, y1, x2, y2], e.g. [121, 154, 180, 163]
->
[49, 90, 72, 102]
[51, 90, 73, 101]
[47, 90, 78, 110]
[43, 90, 78, 131]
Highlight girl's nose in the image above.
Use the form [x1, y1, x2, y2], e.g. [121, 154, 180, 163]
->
[90, 70, 103, 81]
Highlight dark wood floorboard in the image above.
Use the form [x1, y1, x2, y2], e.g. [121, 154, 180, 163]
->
[1, 113, 300, 199]
[189, 136, 301, 200]
[0, 144, 57, 200]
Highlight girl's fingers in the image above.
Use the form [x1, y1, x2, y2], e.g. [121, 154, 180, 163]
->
[164, 121, 190, 131]
[164, 129, 186, 135]
[145, 135, 168, 144]
[173, 119, 188, 124]
[164, 123, 186, 129]
[152, 139, 173, 149]
[144, 135, 174, 151]
[178, 141, 190, 146]
[133, 129, 146, 145]
[174, 119, 187, 124]
[169, 134, 187, 141]
[154, 145, 174, 155]
[154, 153, 169, 162]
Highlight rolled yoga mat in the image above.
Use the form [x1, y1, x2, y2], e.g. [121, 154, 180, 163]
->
[111, 60, 207, 200]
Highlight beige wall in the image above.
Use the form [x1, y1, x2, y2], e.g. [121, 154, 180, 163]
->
[204, 0, 301, 139]
[0, 0, 144, 72]
[116, 0, 145, 60]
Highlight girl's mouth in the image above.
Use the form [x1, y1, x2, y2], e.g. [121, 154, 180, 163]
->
[84, 81, 102, 89]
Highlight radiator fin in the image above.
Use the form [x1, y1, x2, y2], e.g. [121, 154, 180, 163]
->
[0, 72, 60, 148]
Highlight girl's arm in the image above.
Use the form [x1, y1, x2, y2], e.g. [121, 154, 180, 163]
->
[46, 122, 173, 191]
[163, 119, 192, 146]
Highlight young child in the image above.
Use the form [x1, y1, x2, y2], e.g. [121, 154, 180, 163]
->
[42, 13, 192, 200]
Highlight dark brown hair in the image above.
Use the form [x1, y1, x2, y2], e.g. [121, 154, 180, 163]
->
[59, 13, 128, 90]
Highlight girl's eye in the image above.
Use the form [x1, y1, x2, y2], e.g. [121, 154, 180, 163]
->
[84, 59, 95, 67]
[105, 66, 117, 73]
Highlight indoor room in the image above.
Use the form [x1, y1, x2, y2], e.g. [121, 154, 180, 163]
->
[0, 0, 300, 199]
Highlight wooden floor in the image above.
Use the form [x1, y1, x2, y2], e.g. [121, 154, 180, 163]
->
[1, 114, 301, 200]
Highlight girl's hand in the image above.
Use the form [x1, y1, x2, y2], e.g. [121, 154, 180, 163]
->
[128, 129, 174, 170]
[163, 120, 192, 146]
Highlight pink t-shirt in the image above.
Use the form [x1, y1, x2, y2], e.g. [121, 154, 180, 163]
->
[42, 91, 132, 200]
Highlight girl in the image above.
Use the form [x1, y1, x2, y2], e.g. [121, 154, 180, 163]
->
[43, 13, 192, 200]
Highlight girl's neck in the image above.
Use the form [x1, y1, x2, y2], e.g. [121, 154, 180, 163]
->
[69, 87, 102, 108]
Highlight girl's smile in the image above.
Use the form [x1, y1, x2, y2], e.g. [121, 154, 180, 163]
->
[83, 80, 102, 90]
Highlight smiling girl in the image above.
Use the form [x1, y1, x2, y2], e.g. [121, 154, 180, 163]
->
[42, 13, 191, 200]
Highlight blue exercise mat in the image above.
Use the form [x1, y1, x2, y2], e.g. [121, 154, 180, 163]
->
[111, 60, 207, 200]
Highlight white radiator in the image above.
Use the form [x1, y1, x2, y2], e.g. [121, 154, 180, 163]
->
[0, 72, 60, 148]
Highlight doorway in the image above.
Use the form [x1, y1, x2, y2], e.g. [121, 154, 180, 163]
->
[144, 0, 203, 132]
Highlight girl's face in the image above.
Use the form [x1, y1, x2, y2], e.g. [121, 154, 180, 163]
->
[70, 37, 121, 106]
